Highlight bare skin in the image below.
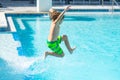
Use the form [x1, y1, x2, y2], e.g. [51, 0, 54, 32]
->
[44, 6, 76, 59]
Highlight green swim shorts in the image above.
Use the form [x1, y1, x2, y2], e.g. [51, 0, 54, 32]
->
[47, 36, 63, 55]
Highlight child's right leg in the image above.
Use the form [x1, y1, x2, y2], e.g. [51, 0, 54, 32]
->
[44, 51, 64, 59]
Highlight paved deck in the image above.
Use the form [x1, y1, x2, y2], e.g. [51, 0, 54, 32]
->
[0, 0, 120, 13]
[0, 0, 36, 13]
[0, 12, 7, 29]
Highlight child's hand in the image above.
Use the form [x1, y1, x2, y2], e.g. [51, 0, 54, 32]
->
[65, 6, 71, 10]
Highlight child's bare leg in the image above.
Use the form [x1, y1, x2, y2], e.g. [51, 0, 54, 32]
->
[44, 51, 64, 59]
[62, 35, 76, 54]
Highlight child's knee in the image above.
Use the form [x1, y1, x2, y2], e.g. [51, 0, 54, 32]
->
[62, 35, 68, 41]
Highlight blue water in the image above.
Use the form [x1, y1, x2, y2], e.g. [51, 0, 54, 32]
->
[6, 14, 120, 80]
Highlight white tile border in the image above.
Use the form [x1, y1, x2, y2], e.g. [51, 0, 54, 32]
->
[7, 17, 16, 32]
[16, 18, 26, 30]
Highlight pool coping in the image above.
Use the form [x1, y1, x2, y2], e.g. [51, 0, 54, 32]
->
[7, 17, 16, 32]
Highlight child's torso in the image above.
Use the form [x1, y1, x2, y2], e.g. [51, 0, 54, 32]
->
[48, 23, 60, 41]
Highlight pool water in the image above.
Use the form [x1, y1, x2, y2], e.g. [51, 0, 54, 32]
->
[7, 14, 120, 80]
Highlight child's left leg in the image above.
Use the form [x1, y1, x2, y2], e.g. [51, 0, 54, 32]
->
[62, 35, 76, 53]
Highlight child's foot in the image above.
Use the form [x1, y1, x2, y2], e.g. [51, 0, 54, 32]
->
[43, 52, 48, 59]
[69, 47, 76, 54]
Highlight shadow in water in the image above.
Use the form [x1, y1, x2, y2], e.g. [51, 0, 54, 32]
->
[64, 16, 96, 21]
[12, 19, 36, 57]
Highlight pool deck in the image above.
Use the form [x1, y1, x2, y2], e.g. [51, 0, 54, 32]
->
[0, 0, 120, 13]
[0, 12, 7, 29]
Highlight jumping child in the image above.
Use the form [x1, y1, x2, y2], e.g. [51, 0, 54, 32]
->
[44, 6, 76, 59]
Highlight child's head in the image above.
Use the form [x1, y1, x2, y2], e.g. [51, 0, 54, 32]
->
[49, 8, 64, 21]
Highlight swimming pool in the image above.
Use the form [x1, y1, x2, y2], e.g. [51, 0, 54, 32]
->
[4, 13, 120, 80]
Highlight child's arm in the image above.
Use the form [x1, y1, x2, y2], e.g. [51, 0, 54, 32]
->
[54, 6, 71, 24]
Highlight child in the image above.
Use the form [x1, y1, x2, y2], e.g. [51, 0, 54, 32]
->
[44, 6, 76, 59]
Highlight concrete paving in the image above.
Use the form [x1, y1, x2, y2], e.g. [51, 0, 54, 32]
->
[0, 12, 7, 29]
[0, 0, 120, 13]
[0, 0, 36, 13]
